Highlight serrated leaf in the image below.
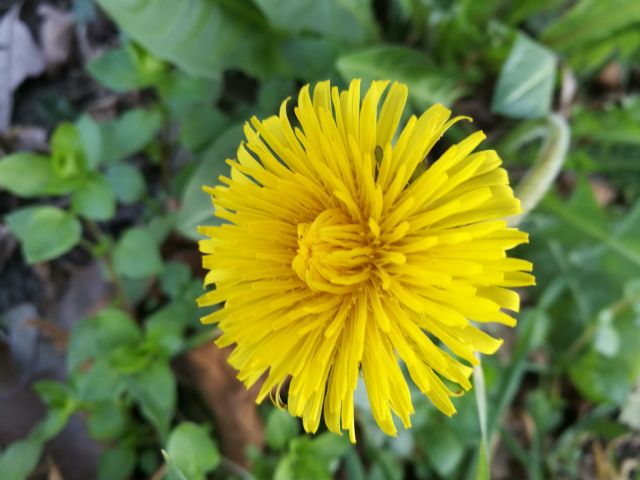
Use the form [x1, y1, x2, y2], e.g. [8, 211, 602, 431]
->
[491, 34, 557, 119]
[336, 46, 464, 109]
[6, 206, 81, 263]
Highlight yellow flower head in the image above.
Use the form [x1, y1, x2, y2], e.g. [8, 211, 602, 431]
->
[198, 79, 535, 442]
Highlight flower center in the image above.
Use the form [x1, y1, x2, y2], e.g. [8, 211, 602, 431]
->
[292, 209, 374, 294]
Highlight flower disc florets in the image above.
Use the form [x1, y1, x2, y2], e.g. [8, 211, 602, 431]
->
[198, 79, 534, 442]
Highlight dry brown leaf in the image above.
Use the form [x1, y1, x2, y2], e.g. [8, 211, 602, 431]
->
[184, 342, 264, 467]
[37, 4, 75, 70]
[0, 5, 46, 130]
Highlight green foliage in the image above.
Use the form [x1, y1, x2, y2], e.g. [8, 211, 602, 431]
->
[6, 206, 81, 263]
[337, 46, 464, 109]
[166, 423, 220, 480]
[265, 409, 300, 451]
[113, 227, 163, 278]
[3, 1, 640, 479]
[0, 153, 58, 197]
[96, 0, 279, 79]
[491, 34, 557, 119]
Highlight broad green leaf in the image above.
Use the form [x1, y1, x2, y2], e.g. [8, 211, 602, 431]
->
[253, 0, 374, 44]
[336, 46, 464, 109]
[87, 47, 151, 92]
[96, 0, 278, 79]
[105, 163, 146, 204]
[71, 174, 116, 220]
[113, 227, 163, 278]
[159, 261, 192, 299]
[6, 206, 81, 263]
[176, 124, 243, 239]
[98, 445, 136, 480]
[166, 423, 220, 480]
[265, 409, 300, 451]
[423, 427, 465, 477]
[74, 358, 126, 403]
[33, 381, 74, 408]
[145, 300, 196, 356]
[162, 450, 189, 480]
[88, 402, 128, 440]
[274, 453, 330, 480]
[569, 351, 630, 404]
[0, 408, 74, 480]
[0, 153, 57, 197]
[87, 45, 167, 92]
[77, 109, 163, 166]
[128, 360, 176, 440]
[0, 438, 42, 480]
[311, 433, 351, 463]
[491, 34, 557, 119]
[67, 308, 141, 372]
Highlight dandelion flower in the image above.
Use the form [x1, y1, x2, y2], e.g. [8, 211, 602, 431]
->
[198, 79, 535, 442]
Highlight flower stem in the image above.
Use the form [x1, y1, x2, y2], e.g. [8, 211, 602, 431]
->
[509, 114, 570, 227]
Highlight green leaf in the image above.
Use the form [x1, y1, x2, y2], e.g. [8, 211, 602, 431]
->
[88, 402, 128, 440]
[87, 46, 165, 92]
[166, 422, 220, 480]
[336, 46, 464, 109]
[87, 47, 141, 91]
[162, 450, 189, 480]
[0, 408, 74, 480]
[128, 360, 176, 440]
[265, 409, 300, 451]
[0, 438, 42, 480]
[113, 227, 163, 278]
[311, 433, 351, 463]
[569, 351, 630, 404]
[145, 300, 195, 356]
[275, 445, 331, 480]
[6, 206, 81, 263]
[33, 380, 74, 408]
[51, 123, 87, 178]
[253, 0, 374, 44]
[74, 358, 126, 403]
[573, 98, 640, 147]
[98, 445, 136, 480]
[176, 124, 243, 239]
[67, 308, 141, 372]
[423, 427, 465, 477]
[105, 163, 146, 204]
[78, 109, 163, 166]
[96, 0, 278, 79]
[0, 153, 57, 197]
[541, 0, 640, 57]
[160, 261, 192, 300]
[71, 174, 116, 220]
[491, 34, 557, 119]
